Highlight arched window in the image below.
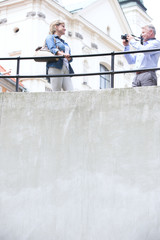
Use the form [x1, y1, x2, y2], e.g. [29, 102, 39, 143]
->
[100, 64, 110, 89]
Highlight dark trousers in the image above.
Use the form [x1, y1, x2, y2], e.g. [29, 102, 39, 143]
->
[132, 71, 157, 87]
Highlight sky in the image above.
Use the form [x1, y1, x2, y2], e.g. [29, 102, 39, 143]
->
[62, 0, 160, 38]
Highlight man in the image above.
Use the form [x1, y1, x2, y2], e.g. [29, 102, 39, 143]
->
[123, 24, 160, 87]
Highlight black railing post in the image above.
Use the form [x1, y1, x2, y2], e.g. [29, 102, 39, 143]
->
[16, 56, 20, 92]
[111, 51, 115, 88]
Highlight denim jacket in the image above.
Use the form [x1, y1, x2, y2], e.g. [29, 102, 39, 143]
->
[46, 34, 74, 74]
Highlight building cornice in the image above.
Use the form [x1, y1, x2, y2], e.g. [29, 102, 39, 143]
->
[119, 0, 147, 11]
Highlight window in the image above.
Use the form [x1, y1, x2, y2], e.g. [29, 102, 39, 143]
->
[100, 64, 110, 89]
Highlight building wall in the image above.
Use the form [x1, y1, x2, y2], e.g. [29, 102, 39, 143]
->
[0, 87, 160, 239]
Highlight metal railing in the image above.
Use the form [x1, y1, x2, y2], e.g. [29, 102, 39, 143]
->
[0, 48, 160, 92]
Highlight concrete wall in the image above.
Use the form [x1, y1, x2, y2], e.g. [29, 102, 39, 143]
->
[0, 87, 160, 240]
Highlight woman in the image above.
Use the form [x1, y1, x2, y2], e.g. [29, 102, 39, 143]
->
[46, 20, 74, 91]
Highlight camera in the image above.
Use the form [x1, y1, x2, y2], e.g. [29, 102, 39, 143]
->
[121, 34, 128, 42]
[121, 34, 143, 45]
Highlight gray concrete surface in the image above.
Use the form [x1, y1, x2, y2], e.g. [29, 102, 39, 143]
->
[0, 87, 160, 240]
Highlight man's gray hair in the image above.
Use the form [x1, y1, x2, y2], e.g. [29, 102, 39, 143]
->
[145, 24, 156, 35]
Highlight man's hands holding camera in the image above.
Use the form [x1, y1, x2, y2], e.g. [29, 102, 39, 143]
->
[122, 34, 134, 46]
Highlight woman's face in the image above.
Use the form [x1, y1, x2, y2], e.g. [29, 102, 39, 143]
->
[55, 23, 66, 36]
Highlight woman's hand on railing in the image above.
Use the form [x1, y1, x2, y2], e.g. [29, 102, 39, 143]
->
[57, 51, 71, 61]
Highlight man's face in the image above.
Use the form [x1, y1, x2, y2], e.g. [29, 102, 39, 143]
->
[141, 27, 153, 42]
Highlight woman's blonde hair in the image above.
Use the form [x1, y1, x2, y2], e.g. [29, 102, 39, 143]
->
[49, 20, 65, 34]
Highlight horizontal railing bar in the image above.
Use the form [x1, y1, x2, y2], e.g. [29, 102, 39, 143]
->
[1, 67, 160, 79]
[113, 48, 160, 55]
[0, 48, 160, 61]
